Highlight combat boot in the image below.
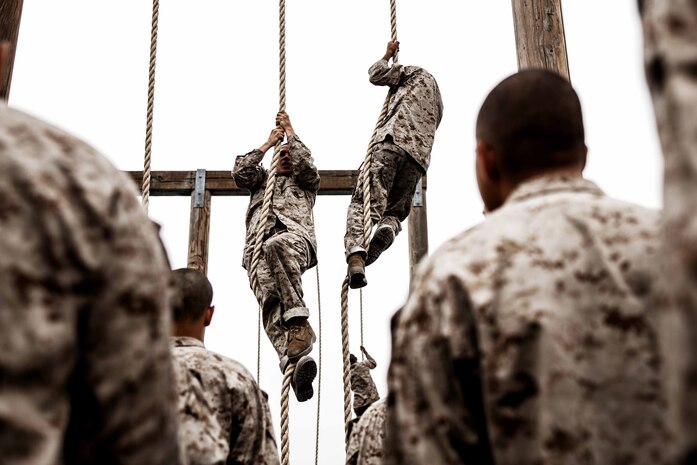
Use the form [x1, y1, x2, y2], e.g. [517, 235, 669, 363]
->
[347, 253, 367, 289]
[287, 318, 316, 360]
[366, 223, 395, 266]
[291, 355, 317, 402]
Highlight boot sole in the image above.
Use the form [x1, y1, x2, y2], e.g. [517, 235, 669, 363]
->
[366, 227, 395, 266]
[293, 356, 317, 402]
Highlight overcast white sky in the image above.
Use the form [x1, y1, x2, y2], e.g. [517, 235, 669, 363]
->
[10, 1, 660, 463]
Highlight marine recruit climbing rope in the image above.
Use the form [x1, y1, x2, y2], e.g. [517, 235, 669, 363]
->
[340, 0, 399, 449]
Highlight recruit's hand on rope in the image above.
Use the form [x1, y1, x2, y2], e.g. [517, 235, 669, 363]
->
[382, 40, 399, 62]
[259, 127, 285, 153]
[276, 111, 296, 138]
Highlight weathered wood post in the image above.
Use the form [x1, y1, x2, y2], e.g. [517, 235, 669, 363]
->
[408, 177, 428, 282]
[187, 169, 212, 274]
[511, 0, 570, 79]
[0, 0, 24, 100]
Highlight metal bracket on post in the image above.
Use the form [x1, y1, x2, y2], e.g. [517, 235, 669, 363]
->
[194, 169, 206, 208]
[412, 177, 423, 207]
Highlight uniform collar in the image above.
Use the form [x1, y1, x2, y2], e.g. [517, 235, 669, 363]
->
[171, 336, 205, 348]
[504, 174, 603, 207]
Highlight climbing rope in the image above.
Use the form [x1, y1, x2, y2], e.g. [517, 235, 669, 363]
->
[280, 360, 294, 465]
[340, 0, 398, 447]
[141, 0, 160, 212]
[314, 248, 323, 465]
[246, 1, 295, 464]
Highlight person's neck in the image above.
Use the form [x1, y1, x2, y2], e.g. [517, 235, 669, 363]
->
[503, 167, 583, 201]
[172, 322, 205, 342]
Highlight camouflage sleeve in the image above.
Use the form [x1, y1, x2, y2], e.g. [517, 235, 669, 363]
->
[259, 391, 281, 465]
[368, 59, 404, 87]
[228, 378, 278, 465]
[233, 149, 267, 190]
[363, 351, 377, 370]
[385, 270, 492, 465]
[288, 135, 320, 192]
[66, 190, 182, 464]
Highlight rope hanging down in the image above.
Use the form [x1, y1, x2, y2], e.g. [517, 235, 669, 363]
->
[340, 0, 398, 447]
[141, 0, 160, 212]
[247, 1, 294, 464]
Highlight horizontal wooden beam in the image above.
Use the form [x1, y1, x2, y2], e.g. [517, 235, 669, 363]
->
[126, 170, 427, 196]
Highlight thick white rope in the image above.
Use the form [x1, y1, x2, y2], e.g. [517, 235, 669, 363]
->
[141, 0, 160, 213]
[246, 1, 294, 464]
[340, 0, 398, 447]
[314, 247, 323, 465]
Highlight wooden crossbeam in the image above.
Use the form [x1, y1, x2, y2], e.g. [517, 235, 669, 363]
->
[126, 170, 373, 196]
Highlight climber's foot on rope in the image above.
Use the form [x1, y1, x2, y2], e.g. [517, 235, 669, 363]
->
[347, 253, 367, 289]
[366, 223, 395, 266]
[291, 355, 317, 402]
[287, 317, 316, 360]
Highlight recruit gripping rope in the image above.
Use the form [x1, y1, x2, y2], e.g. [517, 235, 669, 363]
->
[340, 0, 398, 448]
[141, 0, 160, 212]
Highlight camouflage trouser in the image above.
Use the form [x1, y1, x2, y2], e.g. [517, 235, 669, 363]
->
[344, 140, 424, 258]
[246, 231, 311, 364]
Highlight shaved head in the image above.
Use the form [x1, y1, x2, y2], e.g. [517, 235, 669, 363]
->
[170, 268, 213, 322]
[476, 70, 586, 178]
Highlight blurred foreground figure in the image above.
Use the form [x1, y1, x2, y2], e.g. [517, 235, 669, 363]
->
[386, 70, 682, 465]
[0, 42, 181, 464]
[170, 268, 279, 465]
[641, 1, 697, 463]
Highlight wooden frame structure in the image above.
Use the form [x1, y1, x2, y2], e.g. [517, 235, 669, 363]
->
[124, 169, 428, 278]
[3, 0, 568, 279]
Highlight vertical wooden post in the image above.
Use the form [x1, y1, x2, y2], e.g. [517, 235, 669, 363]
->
[187, 170, 211, 275]
[0, 0, 24, 100]
[511, 0, 570, 80]
[408, 177, 428, 283]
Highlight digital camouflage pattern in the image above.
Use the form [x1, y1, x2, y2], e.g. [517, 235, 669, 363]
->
[346, 398, 387, 465]
[0, 104, 181, 464]
[251, 232, 312, 362]
[641, 2, 697, 461]
[233, 135, 319, 270]
[386, 175, 682, 465]
[344, 141, 422, 257]
[171, 337, 279, 465]
[351, 349, 380, 412]
[369, 59, 443, 172]
[233, 135, 319, 363]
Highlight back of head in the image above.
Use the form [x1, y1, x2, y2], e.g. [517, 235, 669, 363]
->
[170, 268, 213, 322]
[476, 69, 585, 178]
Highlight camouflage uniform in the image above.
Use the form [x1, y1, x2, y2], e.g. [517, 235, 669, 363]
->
[346, 398, 387, 465]
[0, 104, 182, 464]
[351, 350, 380, 413]
[171, 336, 280, 465]
[386, 175, 682, 465]
[345, 59, 443, 257]
[641, 3, 697, 461]
[232, 135, 319, 364]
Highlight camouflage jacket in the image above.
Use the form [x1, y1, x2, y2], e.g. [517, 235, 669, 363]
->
[346, 398, 387, 465]
[368, 59, 443, 171]
[386, 175, 681, 465]
[232, 135, 319, 269]
[351, 352, 380, 411]
[171, 337, 280, 465]
[0, 104, 181, 464]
